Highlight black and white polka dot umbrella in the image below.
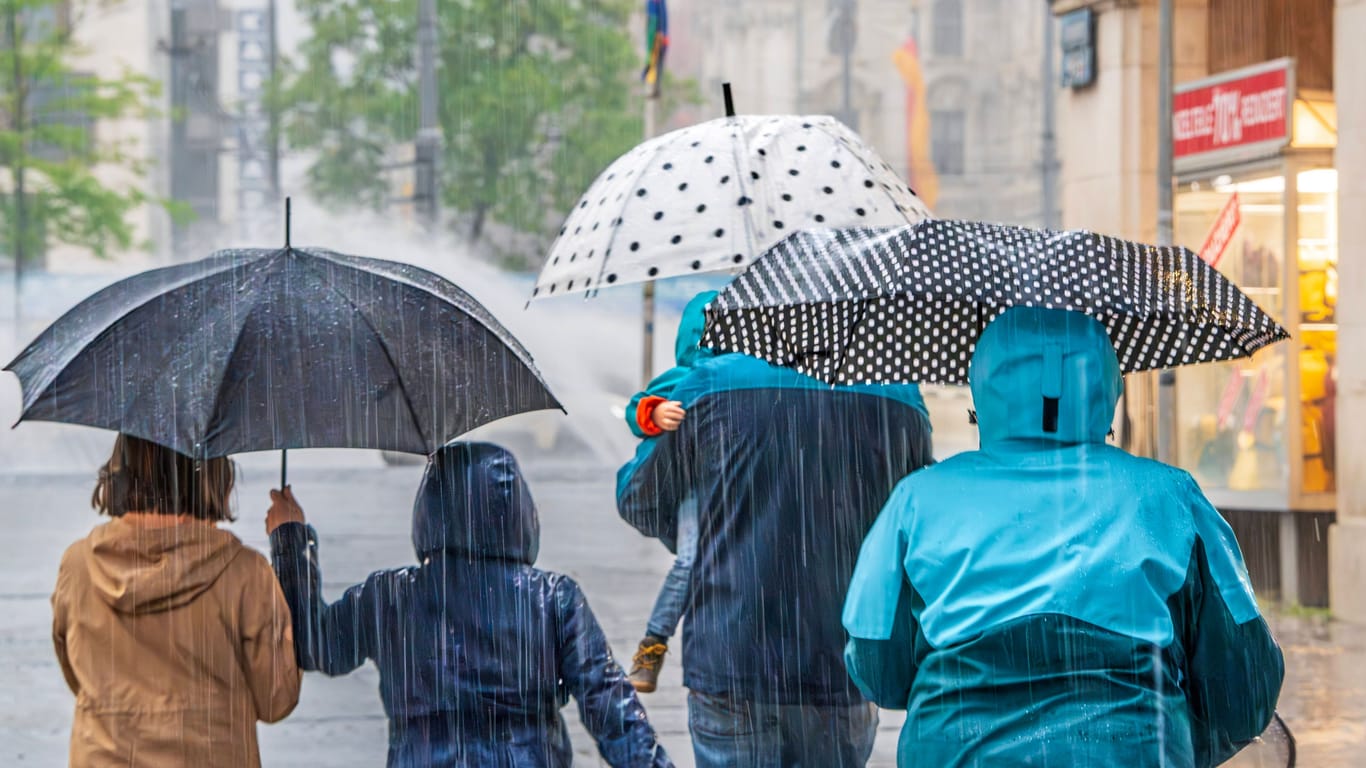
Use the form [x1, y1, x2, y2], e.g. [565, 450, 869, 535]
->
[530, 114, 931, 300]
[701, 219, 1290, 385]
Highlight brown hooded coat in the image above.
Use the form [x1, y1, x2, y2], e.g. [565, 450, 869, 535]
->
[51, 518, 301, 767]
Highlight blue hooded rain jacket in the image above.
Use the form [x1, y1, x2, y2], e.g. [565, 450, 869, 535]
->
[617, 353, 934, 705]
[842, 307, 1284, 767]
[270, 443, 672, 768]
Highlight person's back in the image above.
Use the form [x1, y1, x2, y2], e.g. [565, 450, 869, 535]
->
[843, 308, 1284, 767]
[52, 435, 300, 768]
[271, 442, 671, 768]
[618, 353, 933, 705]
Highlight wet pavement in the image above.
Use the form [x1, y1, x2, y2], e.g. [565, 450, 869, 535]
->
[1, 450, 1362, 767]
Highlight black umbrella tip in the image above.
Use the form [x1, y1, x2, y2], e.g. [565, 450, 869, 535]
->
[722, 82, 735, 117]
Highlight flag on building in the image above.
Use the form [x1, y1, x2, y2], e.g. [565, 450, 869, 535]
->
[642, 0, 669, 97]
[893, 37, 938, 210]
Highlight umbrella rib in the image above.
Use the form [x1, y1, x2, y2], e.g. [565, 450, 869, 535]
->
[199, 296, 264, 458]
[809, 121, 930, 220]
[297, 258, 431, 452]
[589, 131, 681, 291]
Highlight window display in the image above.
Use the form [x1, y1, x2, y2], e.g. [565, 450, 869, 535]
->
[1175, 172, 1288, 501]
[1296, 169, 1337, 495]
[1172, 165, 1338, 507]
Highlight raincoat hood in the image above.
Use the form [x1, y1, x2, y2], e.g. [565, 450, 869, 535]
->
[412, 442, 539, 564]
[969, 307, 1122, 446]
[675, 290, 719, 367]
[85, 518, 242, 615]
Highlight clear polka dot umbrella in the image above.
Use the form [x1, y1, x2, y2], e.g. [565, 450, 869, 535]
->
[700, 220, 1291, 385]
[530, 114, 931, 300]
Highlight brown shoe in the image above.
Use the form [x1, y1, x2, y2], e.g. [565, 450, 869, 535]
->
[627, 637, 669, 693]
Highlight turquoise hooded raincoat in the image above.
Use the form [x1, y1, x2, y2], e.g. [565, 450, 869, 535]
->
[842, 307, 1283, 767]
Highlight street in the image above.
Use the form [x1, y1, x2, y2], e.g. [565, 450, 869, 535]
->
[1, 438, 1363, 766]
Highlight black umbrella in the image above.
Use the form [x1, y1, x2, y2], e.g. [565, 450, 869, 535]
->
[5, 241, 562, 476]
[700, 219, 1290, 385]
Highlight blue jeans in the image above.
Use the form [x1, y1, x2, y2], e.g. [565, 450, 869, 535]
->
[645, 497, 699, 639]
[687, 691, 878, 768]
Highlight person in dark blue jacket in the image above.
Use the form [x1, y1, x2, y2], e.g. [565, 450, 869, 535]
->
[268, 442, 673, 768]
[843, 307, 1284, 767]
[617, 352, 933, 767]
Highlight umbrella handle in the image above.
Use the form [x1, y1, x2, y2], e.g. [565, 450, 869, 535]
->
[280, 449, 287, 489]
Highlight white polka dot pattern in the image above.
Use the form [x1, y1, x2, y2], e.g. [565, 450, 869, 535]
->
[701, 220, 1291, 385]
[530, 115, 931, 299]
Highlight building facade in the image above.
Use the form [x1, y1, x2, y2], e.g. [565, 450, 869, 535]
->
[37, 0, 244, 270]
[671, 0, 1053, 226]
[1049, 0, 1352, 610]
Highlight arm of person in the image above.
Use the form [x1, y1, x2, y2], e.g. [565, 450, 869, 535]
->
[50, 549, 80, 697]
[615, 430, 688, 552]
[554, 576, 673, 768]
[625, 366, 691, 437]
[627, 393, 669, 437]
[239, 552, 303, 723]
[843, 487, 920, 709]
[267, 488, 375, 677]
[1182, 479, 1284, 766]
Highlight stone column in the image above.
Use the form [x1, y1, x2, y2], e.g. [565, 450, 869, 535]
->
[1050, 0, 1206, 455]
[1329, 0, 1366, 623]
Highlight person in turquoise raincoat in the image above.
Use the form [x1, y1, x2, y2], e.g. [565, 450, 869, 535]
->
[621, 291, 715, 692]
[842, 307, 1283, 767]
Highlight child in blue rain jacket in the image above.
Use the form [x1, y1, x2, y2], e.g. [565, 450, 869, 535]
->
[842, 307, 1284, 767]
[268, 442, 672, 768]
[620, 290, 717, 693]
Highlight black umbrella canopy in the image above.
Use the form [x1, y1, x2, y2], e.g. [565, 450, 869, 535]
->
[701, 220, 1291, 385]
[5, 247, 562, 458]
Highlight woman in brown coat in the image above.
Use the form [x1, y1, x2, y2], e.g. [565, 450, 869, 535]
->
[51, 434, 302, 767]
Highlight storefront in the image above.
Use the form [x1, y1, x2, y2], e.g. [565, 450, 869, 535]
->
[1170, 58, 1337, 600]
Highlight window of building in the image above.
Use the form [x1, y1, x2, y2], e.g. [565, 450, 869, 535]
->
[932, 0, 964, 58]
[931, 109, 966, 176]
[29, 72, 96, 162]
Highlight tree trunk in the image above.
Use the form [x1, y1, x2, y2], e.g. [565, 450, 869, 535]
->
[469, 204, 488, 242]
[6, 1, 28, 269]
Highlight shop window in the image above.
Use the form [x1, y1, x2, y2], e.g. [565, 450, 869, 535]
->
[1297, 168, 1336, 495]
[1174, 172, 1288, 500]
[1172, 166, 1338, 505]
[931, 110, 965, 176]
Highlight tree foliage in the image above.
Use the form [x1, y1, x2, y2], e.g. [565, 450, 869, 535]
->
[278, 0, 648, 248]
[1, 0, 178, 264]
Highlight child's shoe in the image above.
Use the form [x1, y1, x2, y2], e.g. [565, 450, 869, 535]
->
[627, 635, 669, 693]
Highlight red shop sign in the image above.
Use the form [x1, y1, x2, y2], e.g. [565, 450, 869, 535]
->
[1173, 60, 1292, 162]
[1198, 193, 1241, 268]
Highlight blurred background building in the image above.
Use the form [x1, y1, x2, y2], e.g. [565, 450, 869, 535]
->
[667, 0, 1056, 227]
[7, 0, 1366, 619]
[1047, 0, 1358, 615]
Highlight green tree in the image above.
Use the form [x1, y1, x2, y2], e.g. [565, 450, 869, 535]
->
[278, 0, 649, 248]
[1, 0, 177, 266]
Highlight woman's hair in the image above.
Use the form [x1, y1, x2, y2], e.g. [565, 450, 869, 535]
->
[91, 434, 236, 521]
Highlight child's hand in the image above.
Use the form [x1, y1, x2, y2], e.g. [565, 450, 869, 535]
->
[266, 486, 306, 534]
[652, 401, 686, 431]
